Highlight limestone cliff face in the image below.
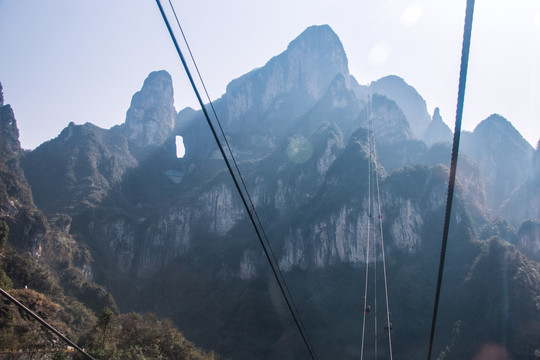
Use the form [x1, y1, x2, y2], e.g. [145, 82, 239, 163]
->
[126, 70, 176, 148]
[277, 165, 450, 270]
[106, 121, 348, 279]
[279, 204, 371, 270]
[90, 181, 245, 279]
[137, 207, 192, 278]
[199, 183, 245, 236]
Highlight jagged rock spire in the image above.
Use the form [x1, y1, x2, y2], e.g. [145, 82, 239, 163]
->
[422, 107, 452, 146]
[125, 70, 176, 148]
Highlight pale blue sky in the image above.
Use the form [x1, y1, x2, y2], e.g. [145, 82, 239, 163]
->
[0, 0, 539, 149]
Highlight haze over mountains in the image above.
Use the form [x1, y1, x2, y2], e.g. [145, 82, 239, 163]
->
[1, 25, 539, 359]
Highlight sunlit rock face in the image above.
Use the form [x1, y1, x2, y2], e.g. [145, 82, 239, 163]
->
[177, 25, 355, 161]
[224, 25, 350, 125]
[126, 70, 176, 148]
[199, 183, 244, 236]
[277, 161, 451, 271]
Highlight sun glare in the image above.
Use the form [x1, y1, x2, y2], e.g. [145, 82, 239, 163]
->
[368, 43, 391, 66]
[400, 2, 424, 27]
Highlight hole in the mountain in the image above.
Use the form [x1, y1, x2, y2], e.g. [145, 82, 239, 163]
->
[176, 135, 185, 158]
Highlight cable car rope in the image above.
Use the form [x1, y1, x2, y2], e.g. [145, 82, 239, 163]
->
[155, 1, 318, 359]
[427, 0, 475, 359]
[0, 287, 95, 360]
[164, 4, 311, 343]
[368, 92, 394, 359]
[372, 120, 393, 360]
[360, 90, 394, 359]
[374, 190, 378, 360]
[360, 92, 373, 360]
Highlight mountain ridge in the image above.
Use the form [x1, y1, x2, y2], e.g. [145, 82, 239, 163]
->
[8, 24, 540, 359]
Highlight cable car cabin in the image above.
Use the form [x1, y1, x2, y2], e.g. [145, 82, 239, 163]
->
[364, 305, 371, 314]
[384, 322, 393, 331]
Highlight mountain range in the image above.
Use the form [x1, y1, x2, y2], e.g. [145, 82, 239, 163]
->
[1, 25, 539, 359]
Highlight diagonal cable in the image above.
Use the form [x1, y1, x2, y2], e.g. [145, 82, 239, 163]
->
[372, 125, 393, 360]
[165, 2, 314, 348]
[427, 0, 475, 359]
[0, 287, 95, 360]
[360, 92, 373, 360]
[155, 1, 318, 358]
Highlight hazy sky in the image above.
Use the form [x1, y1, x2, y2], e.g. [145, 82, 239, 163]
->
[0, 0, 539, 150]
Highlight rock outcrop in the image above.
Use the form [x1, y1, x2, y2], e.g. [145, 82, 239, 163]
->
[422, 107, 452, 146]
[125, 70, 176, 149]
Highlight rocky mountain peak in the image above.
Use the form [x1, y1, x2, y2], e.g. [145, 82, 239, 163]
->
[470, 114, 533, 160]
[283, 24, 350, 97]
[369, 75, 431, 138]
[461, 114, 534, 211]
[286, 24, 347, 62]
[223, 25, 350, 127]
[422, 107, 452, 146]
[125, 70, 176, 148]
[433, 107, 442, 122]
[474, 114, 528, 142]
[0, 82, 4, 107]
